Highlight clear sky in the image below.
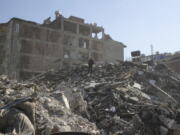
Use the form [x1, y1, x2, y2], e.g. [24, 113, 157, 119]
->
[1, 0, 180, 59]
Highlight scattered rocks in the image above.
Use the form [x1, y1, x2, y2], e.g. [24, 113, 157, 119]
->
[0, 62, 180, 135]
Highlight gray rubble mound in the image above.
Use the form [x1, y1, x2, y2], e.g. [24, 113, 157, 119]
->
[0, 62, 180, 135]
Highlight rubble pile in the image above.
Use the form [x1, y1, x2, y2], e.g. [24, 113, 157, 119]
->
[33, 62, 180, 135]
[0, 75, 100, 135]
[33, 62, 140, 87]
[0, 62, 180, 135]
[84, 80, 177, 135]
[35, 62, 179, 104]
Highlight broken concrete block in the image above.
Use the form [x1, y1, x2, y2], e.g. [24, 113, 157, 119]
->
[159, 115, 176, 129]
[160, 126, 168, 135]
[128, 97, 139, 103]
[133, 82, 142, 89]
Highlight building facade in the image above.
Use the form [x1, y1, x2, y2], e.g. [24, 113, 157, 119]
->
[0, 13, 126, 80]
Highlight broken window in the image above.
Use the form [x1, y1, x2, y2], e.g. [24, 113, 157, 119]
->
[79, 38, 89, 49]
[92, 32, 103, 39]
[64, 54, 69, 59]
[63, 35, 74, 46]
[92, 33, 96, 38]
[83, 42, 87, 48]
[79, 25, 90, 36]
[63, 52, 70, 59]
[64, 21, 77, 33]
[15, 24, 19, 33]
[97, 32, 103, 39]
[91, 26, 104, 39]
[0, 35, 6, 42]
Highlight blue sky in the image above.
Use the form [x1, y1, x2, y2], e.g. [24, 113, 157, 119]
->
[1, 0, 180, 59]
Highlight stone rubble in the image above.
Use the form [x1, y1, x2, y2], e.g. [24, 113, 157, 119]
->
[0, 62, 180, 135]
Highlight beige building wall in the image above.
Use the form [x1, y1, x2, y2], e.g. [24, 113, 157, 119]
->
[103, 40, 125, 63]
[0, 24, 8, 74]
[0, 16, 126, 80]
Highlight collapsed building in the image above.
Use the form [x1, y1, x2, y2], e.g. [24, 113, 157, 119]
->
[0, 12, 180, 135]
[0, 12, 126, 80]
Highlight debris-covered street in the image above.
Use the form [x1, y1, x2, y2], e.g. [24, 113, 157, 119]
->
[0, 62, 180, 135]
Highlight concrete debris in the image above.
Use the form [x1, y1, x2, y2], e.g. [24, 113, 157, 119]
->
[0, 75, 99, 135]
[0, 62, 180, 135]
[0, 107, 35, 135]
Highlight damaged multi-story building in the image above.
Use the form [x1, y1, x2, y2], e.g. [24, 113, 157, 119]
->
[0, 12, 126, 80]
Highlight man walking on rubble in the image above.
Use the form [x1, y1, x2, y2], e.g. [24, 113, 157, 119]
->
[88, 58, 94, 74]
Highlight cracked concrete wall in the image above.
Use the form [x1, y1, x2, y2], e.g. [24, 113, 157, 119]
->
[103, 40, 124, 63]
[0, 17, 125, 80]
[2, 19, 64, 80]
[18, 21, 64, 79]
[0, 24, 8, 74]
